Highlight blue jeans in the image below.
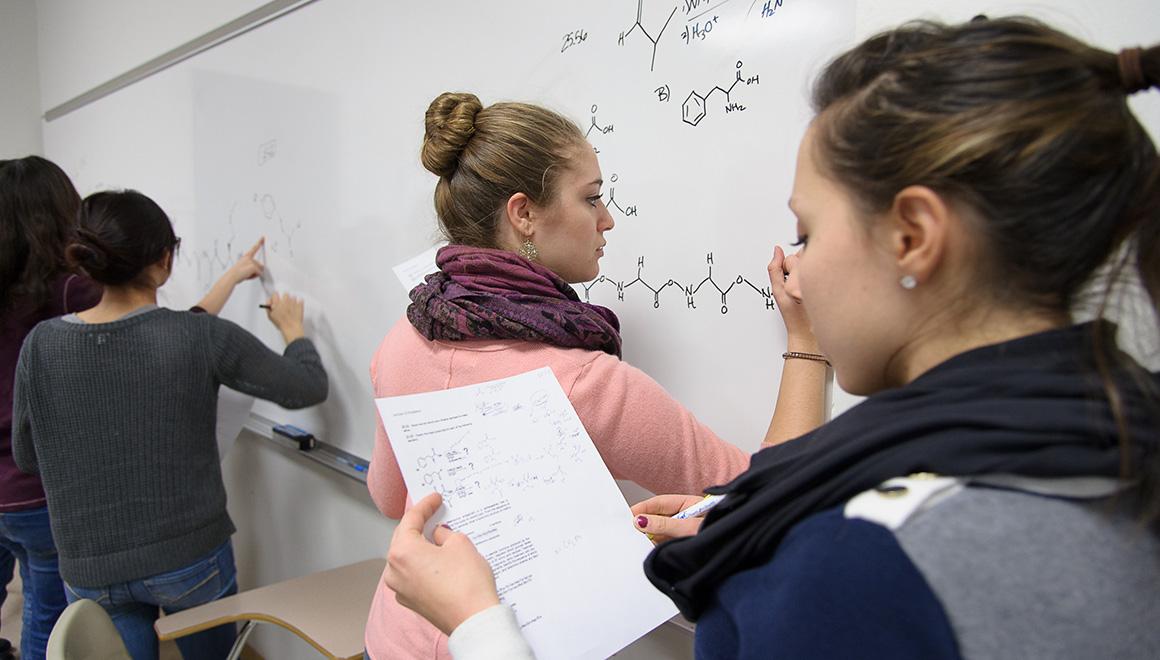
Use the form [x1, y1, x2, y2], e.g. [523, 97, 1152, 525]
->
[0, 506, 68, 660]
[0, 545, 12, 627]
[65, 540, 238, 660]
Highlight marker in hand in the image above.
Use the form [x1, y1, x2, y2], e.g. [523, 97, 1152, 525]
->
[259, 304, 272, 310]
[640, 493, 727, 542]
[672, 494, 726, 520]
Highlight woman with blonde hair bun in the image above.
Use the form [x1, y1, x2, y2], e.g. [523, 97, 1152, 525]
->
[363, 92, 826, 659]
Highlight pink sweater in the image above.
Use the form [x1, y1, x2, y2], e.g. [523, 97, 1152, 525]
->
[364, 318, 749, 659]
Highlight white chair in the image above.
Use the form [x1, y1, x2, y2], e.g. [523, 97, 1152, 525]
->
[46, 598, 131, 660]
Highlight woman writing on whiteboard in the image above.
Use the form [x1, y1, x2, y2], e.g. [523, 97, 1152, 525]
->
[11, 189, 328, 660]
[382, 17, 1160, 658]
[364, 92, 827, 658]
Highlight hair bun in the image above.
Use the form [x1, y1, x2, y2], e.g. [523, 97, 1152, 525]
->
[422, 92, 484, 178]
[1118, 47, 1148, 94]
[65, 238, 108, 273]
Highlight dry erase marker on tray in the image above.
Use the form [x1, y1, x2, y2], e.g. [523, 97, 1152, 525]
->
[673, 494, 726, 520]
[273, 424, 315, 451]
[334, 455, 368, 473]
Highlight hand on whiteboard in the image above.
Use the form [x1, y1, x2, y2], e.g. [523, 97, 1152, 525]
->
[194, 238, 269, 315]
[631, 494, 706, 544]
[768, 246, 819, 352]
[385, 492, 500, 636]
[264, 293, 305, 344]
[225, 237, 266, 284]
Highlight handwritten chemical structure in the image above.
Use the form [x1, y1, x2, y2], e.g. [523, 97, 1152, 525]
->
[255, 193, 302, 257]
[602, 174, 639, 217]
[176, 191, 306, 288]
[581, 253, 776, 314]
[619, 0, 678, 72]
[186, 238, 235, 285]
[683, 60, 760, 126]
[177, 205, 239, 286]
[585, 104, 615, 154]
[585, 105, 614, 139]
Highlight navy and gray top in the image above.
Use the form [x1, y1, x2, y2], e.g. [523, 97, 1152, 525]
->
[11, 307, 328, 586]
[696, 475, 1160, 659]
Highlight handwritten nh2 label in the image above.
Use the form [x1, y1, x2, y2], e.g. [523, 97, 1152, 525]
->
[762, 0, 785, 18]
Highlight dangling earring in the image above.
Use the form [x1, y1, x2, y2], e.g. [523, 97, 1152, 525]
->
[900, 274, 917, 290]
[519, 239, 539, 262]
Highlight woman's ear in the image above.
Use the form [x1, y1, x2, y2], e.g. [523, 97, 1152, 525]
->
[503, 192, 535, 240]
[148, 250, 174, 288]
[887, 185, 952, 286]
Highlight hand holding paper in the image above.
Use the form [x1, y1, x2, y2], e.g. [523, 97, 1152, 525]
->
[376, 367, 676, 660]
[386, 492, 501, 636]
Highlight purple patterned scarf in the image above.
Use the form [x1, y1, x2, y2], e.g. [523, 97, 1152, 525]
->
[407, 245, 622, 358]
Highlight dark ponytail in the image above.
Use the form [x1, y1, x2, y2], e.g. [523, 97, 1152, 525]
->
[1132, 46, 1160, 323]
[1122, 44, 1160, 524]
[67, 190, 179, 286]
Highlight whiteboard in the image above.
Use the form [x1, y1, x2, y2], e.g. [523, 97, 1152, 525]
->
[42, 0, 1159, 461]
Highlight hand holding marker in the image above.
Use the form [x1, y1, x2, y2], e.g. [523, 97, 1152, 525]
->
[635, 493, 726, 542]
[672, 494, 726, 520]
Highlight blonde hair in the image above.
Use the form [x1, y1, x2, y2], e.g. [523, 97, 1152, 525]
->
[421, 92, 585, 248]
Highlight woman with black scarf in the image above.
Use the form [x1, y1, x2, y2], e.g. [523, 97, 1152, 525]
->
[379, 16, 1160, 659]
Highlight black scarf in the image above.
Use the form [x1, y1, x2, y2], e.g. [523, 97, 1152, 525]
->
[644, 322, 1160, 620]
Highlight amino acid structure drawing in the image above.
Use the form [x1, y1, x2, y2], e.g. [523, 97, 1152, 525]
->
[683, 60, 760, 126]
[618, 0, 678, 71]
[581, 253, 775, 314]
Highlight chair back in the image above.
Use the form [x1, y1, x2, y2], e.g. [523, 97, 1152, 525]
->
[46, 599, 132, 660]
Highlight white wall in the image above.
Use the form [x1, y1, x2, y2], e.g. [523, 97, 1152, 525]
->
[34, 0, 269, 110]
[0, 0, 44, 156]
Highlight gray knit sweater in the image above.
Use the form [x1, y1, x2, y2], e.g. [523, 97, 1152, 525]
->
[11, 308, 328, 587]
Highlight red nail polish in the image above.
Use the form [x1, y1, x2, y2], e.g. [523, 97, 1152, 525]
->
[636, 516, 648, 529]
[439, 523, 452, 530]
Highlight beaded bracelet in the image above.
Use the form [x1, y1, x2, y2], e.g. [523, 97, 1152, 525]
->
[782, 351, 831, 367]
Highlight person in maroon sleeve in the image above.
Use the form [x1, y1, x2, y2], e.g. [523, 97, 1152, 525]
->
[0, 156, 100, 660]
